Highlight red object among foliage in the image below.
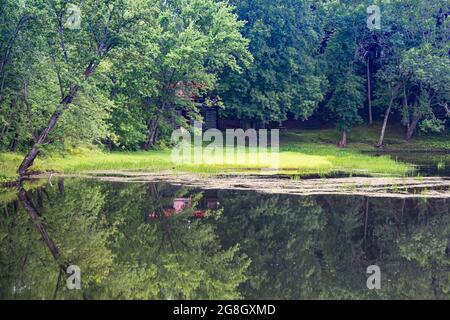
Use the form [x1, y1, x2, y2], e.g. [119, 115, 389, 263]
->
[148, 197, 211, 220]
[169, 81, 207, 101]
[148, 208, 176, 219]
[173, 198, 192, 213]
[193, 210, 206, 219]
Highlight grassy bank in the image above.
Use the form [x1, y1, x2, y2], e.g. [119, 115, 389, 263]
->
[281, 125, 450, 152]
[0, 144, 412, 180]
[3, 125, 433, 181]
[2, 125, 447, 181]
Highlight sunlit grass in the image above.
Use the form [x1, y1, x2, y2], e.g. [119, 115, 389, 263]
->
[0, 153, 25, 181]
[6, 123, 446, 181]
[0, 143, 413, 181]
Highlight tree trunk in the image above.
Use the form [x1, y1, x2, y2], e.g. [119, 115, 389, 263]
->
[105, 138, 113, 151]
[0, 124, 8, 143]
[0, 15, 31, 102]
[142, 118, 159, 151]
[338, 130, 347, 148]
[17, 110, 63, 175]
[402, 86, 410, 133]
[1, 101, 16, 147]
[376, 92, 396, 148]
[367, 58, 373, 125]
[17, 85, 79, 176]
[9, 134, 18, 152]
[57, 178, 65, 197]
[16, 33, 108, 177]
[22, 78, 36, 142]
[36, 188, 44, 209]
[442, 103, 450, 117]
[406, 114, 420, 140]
[17, 187, 67, 272]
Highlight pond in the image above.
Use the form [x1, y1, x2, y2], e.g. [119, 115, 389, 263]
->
[1, 177, 449, 300]
[365, 150, 450, 176]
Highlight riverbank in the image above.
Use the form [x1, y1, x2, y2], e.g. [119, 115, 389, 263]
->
[59, 172, 450, 198]
[0, 146, 412, 182]
[1, 126, 448, 182]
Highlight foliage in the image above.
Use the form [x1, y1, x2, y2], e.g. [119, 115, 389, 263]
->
[0, 0, 448, 165]
[218, 0, 326, 126]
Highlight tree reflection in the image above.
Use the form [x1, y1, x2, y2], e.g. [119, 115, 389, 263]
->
[1, 181, 112, 299]
[106, 182, 249, 299]
[1, 180, 449, 299]
[0, 180, 249, 299]
[217, 192, 450, 299]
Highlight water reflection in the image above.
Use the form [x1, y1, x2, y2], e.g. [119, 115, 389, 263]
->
[365, 150, 450, 176]
[0, 179, 449, 299]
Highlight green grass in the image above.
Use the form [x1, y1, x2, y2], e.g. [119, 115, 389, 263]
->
[281, 124, 450, 152]
[3, 124, 447, 181]
[279, 144, 412, 176]
[0, 146, 413, 183]
[0, 153, 25, 181]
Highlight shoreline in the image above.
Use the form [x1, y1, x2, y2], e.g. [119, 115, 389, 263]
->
[25, 171, 450, 198]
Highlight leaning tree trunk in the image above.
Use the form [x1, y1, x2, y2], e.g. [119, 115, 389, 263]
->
[406, 114, 420, 140]
[17, 187, 67, 272]
[17, 110, 63, 176]
[376, 93, 396, 148]
[16, 24, 112, 177]
[18, 86, 78, 176]
[338, 130, 347, 148]
[142, 118, 159, 151]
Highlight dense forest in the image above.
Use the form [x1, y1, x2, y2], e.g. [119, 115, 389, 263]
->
[0, 0, 449, 301]
[0, 0, 449, 172]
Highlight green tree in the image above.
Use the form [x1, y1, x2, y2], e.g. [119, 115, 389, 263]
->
[109, 0, 251, 150]
[218, 0, 326, 128]
[373, 0, 449, 145]
[13, 0, 142, 175]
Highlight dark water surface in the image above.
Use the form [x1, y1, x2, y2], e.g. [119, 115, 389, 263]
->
[1, 178, 449, 299]
[366, 150, 450, 176]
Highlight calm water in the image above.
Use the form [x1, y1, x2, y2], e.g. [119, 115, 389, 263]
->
[1, 178, 449, 300]
[366, 151, 450, 176]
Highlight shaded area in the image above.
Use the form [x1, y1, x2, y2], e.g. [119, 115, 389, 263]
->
[364, 150, 450, 177]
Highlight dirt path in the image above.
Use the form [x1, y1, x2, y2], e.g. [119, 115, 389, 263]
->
[50, 170, 450, 198]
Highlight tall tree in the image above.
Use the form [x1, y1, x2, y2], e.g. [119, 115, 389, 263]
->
[321, 2, 366, 147]
[373, 0, 449, 145]
[218, 0, 326, 128]
[16, 0, 139, 175]
[109, 0, 252, 150]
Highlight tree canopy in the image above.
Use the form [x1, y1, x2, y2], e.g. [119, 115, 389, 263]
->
[0, 0, 448, 163]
